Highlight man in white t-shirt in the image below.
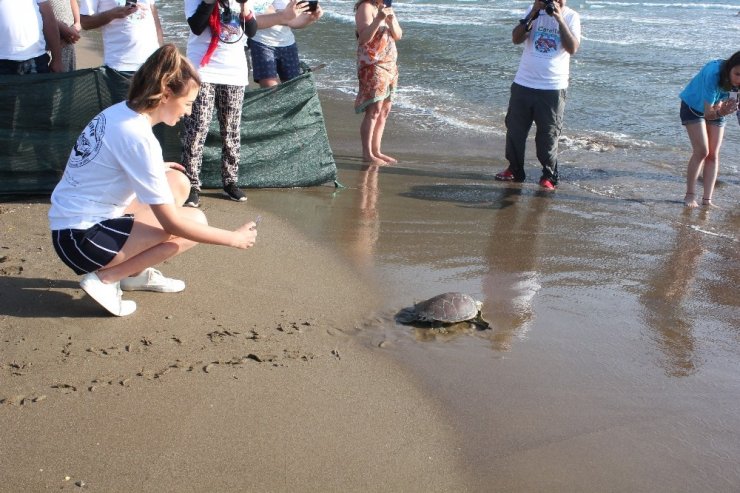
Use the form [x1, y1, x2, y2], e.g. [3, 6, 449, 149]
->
[79, 0, 163, 73]
[0, 0, 62, 74]
[249, 0, 322, 87]
[495, 0, 580, 190]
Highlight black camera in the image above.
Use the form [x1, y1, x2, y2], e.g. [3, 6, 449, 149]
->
[543, 0, 556, 15]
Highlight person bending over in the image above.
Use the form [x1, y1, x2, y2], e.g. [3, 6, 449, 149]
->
[679, 51, 740, 208]
[49, 44, 258, 317]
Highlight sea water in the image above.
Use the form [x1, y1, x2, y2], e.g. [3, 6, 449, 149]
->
[156, 0, 740, 179]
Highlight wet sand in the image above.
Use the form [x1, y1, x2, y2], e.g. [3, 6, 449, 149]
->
[2, 34, 740, 492]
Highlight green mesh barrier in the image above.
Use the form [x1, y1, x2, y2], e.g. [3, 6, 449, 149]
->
[0, 67, 336, 195]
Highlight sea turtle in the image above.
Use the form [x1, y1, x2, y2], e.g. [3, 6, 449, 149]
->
[396, 292, 490, 330]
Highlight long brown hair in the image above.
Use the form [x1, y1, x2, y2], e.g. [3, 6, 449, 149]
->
[128, 44, 201, 112]
[719, 50, 740, 91]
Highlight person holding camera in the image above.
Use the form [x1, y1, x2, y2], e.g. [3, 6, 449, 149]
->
[248, 0, 322, 88]
[181, 0, 261, 207]
[495, 0, 580, 190]
[679, 51, 740, 208]
[354, 0, 402, 165]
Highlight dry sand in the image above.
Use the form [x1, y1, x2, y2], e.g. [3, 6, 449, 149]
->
[0, 35, 472, 491]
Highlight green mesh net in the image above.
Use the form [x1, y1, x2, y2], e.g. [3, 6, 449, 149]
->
[0, 67, 336, 195]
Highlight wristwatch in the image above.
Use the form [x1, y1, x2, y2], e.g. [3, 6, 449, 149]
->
[519, 18, 532, 32]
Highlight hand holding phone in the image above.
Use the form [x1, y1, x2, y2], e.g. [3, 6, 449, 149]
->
[297, 0, 319, 12]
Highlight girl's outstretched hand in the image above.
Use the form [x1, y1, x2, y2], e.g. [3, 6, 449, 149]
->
[232, 222, 258, 249]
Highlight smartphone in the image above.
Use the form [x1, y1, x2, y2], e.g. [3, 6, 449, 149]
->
[383, 0, 392, 6]
[254, 215, 262, 228]
[125, 0, 137, 6]
[730, 91, 739, 102]
[298, 0, 319, 12]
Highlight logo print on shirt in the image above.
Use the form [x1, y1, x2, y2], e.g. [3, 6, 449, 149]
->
[69, 114, 106, 168]
[219, 8, 244, 43]
[534, 33, 558, 54]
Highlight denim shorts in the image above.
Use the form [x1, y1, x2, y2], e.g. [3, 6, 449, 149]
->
[248, 39, 301, 82]
[680, 100, 726, 127]
[51, 215, 134, 275]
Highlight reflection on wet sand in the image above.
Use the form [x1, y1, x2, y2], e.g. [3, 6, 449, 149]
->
[640, 215, 706, 377]
[482, 189, 550, 351]
[344, 164, 381, 270]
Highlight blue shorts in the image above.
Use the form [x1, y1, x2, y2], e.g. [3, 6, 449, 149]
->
[680, 100, 726, 127]
[51, 216, 134, 275]
[247, 40, 302, 83]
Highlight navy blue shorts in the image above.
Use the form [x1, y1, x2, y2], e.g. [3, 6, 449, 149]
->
[680, 100, 726, 127]
[51, 216, 134, 275]
[248, 40, 302, 83]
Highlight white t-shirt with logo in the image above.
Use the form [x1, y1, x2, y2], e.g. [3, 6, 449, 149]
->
[513, 7, 581, 90]
[49, 102, 174, 231]
[0, 0, 48, 61]
[185, 0, 250, 86]
[251, 0, 295, 47]
[79, 0, 160, 71]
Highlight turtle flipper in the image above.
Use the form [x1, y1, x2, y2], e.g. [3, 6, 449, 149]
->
[472, 314, 490, 330]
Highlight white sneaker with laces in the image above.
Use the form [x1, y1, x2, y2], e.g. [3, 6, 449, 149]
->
[120, 268, 186, 293]
[80, 272, 137, 316]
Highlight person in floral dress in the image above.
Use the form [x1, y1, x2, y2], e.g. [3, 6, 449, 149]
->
[354, 0, 402, 164]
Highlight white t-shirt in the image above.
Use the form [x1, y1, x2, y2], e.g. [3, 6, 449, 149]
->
[251, 0, 295, 47]
[49, 102, 174, 231]
[79, 0, 160, 71]
[185, 0, 250, 86]
[513, 7, 581, 90]
[0, 0, 48, 61]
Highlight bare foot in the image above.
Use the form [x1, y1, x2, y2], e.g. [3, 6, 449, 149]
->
[377, 153, 397, 164]
[702, 197, 718, 208]
[362, 154, 386, 165]
[684, 193, 698, 208]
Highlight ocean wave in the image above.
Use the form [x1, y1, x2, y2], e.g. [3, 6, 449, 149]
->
[559, 132, 655, 152]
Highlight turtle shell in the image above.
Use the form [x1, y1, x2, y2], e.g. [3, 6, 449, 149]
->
[414, 292, 481, 323]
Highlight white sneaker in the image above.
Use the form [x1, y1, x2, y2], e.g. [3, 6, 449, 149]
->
[80, 272, 137, 317]
[120, 268, 185, 293]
